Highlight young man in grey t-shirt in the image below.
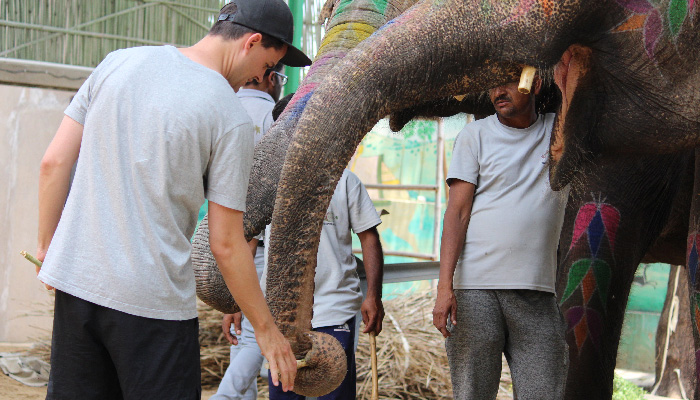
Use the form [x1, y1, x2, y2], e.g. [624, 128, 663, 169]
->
[433, 75, 569, 399]
[35, 1, 311, 398]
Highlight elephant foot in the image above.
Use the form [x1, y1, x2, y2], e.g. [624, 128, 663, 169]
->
[293, 331, 347, 397]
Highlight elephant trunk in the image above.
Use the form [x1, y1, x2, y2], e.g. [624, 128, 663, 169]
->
[266, 0, 587, 358]
[192, 0, 416, 314]
[242, 0, 418, 239]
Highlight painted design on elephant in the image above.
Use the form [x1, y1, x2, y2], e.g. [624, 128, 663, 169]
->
[561, 198, 621, 352]
[613, 0, 696, 58]
[320, 0, 388, 54]
[334, 0, 388, 16]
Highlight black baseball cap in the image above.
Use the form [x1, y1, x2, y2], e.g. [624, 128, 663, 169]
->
[218, 0, 312, 67]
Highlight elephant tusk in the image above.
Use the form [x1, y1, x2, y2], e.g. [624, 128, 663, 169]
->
[518, 66, 537, 94]
[20, 250, 42, 268]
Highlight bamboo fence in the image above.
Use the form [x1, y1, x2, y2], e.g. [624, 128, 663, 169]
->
[0, 0, 328, 69]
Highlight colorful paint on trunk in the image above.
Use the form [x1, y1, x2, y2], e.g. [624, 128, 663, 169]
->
[561, 198, 621, 353]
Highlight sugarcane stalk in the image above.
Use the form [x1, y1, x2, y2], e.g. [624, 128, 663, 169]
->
[265, 359, 308, 370]
[20, 250, 42, 268]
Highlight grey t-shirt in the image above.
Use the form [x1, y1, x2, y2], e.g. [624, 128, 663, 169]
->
[262, 170, 381, 328]
[446, 114, 568, 293]
[39, 46, 254, 320]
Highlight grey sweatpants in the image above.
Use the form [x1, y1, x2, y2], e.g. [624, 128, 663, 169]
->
[445, 289, 568, 400]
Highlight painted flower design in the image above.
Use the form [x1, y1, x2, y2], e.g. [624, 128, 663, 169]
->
[561, 200, 621, 352]
[614, 0, 696, 58]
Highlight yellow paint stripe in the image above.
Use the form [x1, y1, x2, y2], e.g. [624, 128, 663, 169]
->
[318, 22, 378, 54]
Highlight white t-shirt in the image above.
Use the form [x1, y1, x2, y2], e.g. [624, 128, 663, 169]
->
[261, 170, 382, 328]
[39, 46, 254, 320]
[236, 88, 275, 146]
[446, 113, 568, 293]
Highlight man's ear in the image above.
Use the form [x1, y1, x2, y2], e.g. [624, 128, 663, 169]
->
[245, 32, 263, 50]
[267, 71, 276, 87]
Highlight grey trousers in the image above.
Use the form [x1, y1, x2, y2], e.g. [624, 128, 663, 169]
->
[445, 289, 568, 400]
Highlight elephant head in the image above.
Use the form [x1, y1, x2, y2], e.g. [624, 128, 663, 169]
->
[262, 0, 700, 397]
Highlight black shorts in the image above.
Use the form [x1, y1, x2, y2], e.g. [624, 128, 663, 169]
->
[47, 290, 201, 400]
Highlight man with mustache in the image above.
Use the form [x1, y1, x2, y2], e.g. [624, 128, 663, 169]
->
[433, 76, 570, 399]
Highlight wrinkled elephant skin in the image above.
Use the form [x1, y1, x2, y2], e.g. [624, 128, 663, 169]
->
[265, 0, 700, 399]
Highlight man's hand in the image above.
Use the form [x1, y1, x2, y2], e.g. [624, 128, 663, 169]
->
[433, 286, 457, 338]
[361, 295, 384, 335]
[222, 313, 243, 345]
[255, 326, 297, 392]
[35, 248, 54, 291]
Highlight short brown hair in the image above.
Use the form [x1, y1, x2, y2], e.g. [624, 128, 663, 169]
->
[210, 3, 286, 50]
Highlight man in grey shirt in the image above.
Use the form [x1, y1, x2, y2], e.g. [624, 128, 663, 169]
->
[433, 75, 569, 399]
[35, 1, 311, 398]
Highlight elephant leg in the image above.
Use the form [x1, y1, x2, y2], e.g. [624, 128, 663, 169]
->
[557, 152, 690, 399]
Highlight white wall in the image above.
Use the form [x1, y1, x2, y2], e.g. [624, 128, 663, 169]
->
[0, 83, 75, 342]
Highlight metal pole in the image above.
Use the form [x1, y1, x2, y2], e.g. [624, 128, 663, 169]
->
[433, 119, 445, 261]
[284, 0, 304, 96]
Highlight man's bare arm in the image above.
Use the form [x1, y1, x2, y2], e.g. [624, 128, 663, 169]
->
[357, 227, 384, 334]
[36, 116, 83, 287]
[433, 180, 475, 338]
[207, 202, 296, 391]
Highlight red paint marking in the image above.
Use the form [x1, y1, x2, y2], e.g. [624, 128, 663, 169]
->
[574, 314, 588, 350]
[599, 204, 621, 252]
[570, 204, 598, 249]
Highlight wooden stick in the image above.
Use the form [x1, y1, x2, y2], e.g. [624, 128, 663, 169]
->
[265, 359, 308, 370]
[370, 332, 378, 400]
[518, 65, 537, 94]
[20, 251, 42, 268]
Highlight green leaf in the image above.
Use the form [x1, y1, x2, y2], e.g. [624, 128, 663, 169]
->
[561, 259, 592, 303]
[592, 259, 611, 308]
[668, 0, 688, 37]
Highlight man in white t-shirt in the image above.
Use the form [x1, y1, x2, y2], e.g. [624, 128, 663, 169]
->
[214, 169, 384, 400]
[35, 1, 311, 398]
[432, 75, 569, 399]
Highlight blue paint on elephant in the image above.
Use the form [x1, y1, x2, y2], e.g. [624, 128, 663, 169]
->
[287, 90, 315, 120]
[588, 211, 606, 258]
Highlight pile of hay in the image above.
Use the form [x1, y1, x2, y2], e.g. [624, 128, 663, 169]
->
[199, 290, 514, 399]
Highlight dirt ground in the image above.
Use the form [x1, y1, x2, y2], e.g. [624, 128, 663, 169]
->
[0, 373, 218, 400]
[0, 345, 218, 400]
